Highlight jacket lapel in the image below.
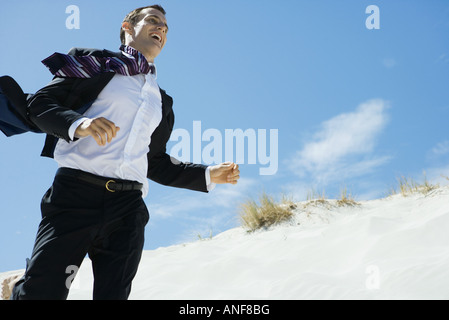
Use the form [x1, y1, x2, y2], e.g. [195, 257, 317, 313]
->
[160, 88, 173, 117]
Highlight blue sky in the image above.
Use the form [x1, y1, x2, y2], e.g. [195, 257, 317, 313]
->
[1, 0, 448, 272]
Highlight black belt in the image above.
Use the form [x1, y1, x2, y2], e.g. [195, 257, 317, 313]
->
[56, 168, 143, 193]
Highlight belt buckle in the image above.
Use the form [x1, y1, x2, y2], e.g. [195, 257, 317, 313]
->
[105, 180, 116, 192]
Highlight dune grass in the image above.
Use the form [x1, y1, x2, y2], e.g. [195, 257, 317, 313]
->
[239, 173, 443, 232]
[389, 172, 440, 196]
[336, 186, 360, 207]
[239, 186, 360, 232]
[239, 192, 296, 232]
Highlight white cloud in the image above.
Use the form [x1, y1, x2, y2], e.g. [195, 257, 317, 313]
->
[425, 141, 449, 186]
[149, 177, 257, 220]
[288, 99, 390, 185]
[147, 177, 258, 244]
[431, 140, 449, 156]
[425, 164, 449, 186]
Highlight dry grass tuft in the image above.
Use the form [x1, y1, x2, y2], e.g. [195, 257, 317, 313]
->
[390, 172, 439, 197]
[239, 192, 295, 232]
[336, 186, 360, 207]
[304, 188, 329, 207]
[304, 186, 359, 208]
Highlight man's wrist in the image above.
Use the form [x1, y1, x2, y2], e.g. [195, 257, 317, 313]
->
[69, 117, 90, 141]
[205, 166, 216, 192]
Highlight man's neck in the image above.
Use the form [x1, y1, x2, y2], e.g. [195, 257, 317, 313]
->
[123, 43, 155, 63]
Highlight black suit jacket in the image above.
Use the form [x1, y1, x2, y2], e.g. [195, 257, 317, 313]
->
[8, 47, 208, 193]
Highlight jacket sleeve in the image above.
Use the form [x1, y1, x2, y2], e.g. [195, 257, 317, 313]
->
[27, 47, 109, 142]
[27, 76, 86, 142]
[146, 89, 209, 192]
[0, 76, 40, 136]
[147, 148, 209, 193]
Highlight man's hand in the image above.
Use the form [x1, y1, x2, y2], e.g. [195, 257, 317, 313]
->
[209, 162, 240, 185]
[75, 117, 120, 146]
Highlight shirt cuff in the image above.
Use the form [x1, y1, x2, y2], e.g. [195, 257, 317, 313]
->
[68, 117, 90, 141]
[205, 166, 216, 192]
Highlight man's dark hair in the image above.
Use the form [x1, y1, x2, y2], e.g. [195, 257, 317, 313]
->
[120, 5, 166, 44]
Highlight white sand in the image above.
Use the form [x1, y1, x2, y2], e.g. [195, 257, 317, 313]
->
[3, 186, 449, 300]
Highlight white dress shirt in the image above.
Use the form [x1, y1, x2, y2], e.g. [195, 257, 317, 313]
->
[54, 60, 213, 197]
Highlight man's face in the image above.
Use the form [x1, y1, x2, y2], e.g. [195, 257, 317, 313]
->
[124, 8, 168, 62]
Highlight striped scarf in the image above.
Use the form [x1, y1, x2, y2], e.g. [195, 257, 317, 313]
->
[41, 45, 153, 78]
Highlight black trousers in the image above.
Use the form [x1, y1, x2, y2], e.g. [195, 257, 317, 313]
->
[11, 170, 149, 300]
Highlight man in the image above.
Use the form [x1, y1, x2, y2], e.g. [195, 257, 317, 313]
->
[2, 5, 240, 300]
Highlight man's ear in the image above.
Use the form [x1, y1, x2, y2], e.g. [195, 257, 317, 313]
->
[122, 22, 134, 36]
